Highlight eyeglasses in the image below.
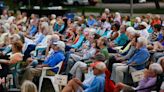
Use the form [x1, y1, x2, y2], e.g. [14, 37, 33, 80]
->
[52, 44, 57, 46]
[93, 67, 98, 70]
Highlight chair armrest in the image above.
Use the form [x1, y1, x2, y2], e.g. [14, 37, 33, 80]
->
[42, 65, 58, 70]
[42, 67, 54, 70]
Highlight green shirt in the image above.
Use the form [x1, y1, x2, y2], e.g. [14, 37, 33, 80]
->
[100, 47, 109, 59]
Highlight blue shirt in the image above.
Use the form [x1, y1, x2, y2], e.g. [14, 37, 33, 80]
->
[53, 23, 65, 33]
[157, 33, 164, 41]
[82, 73, 105, 92]
[127, 46, 150, 70]
[114, 33, 128, 46]
[87, 19, 97, 27]
[43, 50, 65, 73]
[29, 25, 37, 36]
[2, 45, 12, 55]
[71, 35, 85, 49]
[34, 34, 45, 45]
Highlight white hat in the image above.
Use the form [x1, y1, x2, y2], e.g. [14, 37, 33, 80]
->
[90, 62, 106, 71]
[53, 41, 65, 51]
[140, 22, 148, 28]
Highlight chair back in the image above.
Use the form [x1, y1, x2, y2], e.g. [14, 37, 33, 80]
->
[55, 61, 63, 74]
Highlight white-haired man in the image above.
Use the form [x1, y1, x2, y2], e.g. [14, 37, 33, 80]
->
[22, 41, 65, 83]
[111, 37, 150, 83]
[62, 62, 106, 92]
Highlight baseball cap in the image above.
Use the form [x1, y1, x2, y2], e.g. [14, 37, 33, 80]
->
[53, 41, 65, 51]
[90, 62, 106, 71]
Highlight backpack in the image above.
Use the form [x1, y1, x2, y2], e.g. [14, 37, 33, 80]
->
[105, 69, 115, 92]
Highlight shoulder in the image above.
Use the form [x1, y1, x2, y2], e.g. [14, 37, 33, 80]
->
[95, 74, 105, 82]
[12, 53, 23, 57]
[55, 51, 65, 57]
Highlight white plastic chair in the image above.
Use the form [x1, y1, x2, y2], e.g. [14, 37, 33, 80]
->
[38, 61, 63, 92]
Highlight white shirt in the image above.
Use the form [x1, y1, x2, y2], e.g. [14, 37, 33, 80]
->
[139, 28, 149, 39]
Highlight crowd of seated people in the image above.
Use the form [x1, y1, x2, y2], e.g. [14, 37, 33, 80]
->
[0, 8, 164, 92]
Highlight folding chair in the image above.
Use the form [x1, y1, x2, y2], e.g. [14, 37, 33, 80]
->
[38, 61, 67, 92]
[123, 57, 150, 86]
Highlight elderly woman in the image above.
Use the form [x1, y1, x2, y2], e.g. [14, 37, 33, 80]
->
[114, 63, 163, 92]
[151, 15, 161, 26]
[148, 24, 164, 52]
[0, 40, 23, 65]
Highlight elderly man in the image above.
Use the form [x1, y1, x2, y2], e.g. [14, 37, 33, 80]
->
[21, 41, 65, 83]
[62, 62, 106, 92]
[111, 37, 150, 83]
[68, 53, 106, 80]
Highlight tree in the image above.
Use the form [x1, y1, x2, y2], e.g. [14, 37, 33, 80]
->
[154, 0, 160, 9]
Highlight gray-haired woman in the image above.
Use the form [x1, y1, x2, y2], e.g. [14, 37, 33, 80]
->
[115, 63, 163, 92]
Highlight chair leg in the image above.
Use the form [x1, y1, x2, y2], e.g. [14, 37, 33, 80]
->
[38, 77, 43, 92]
[50, 78, 60, 92]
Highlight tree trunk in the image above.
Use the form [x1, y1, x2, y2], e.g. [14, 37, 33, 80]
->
[154, 0, 160, 9]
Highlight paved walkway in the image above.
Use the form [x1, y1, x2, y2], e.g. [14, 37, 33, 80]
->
[78, 2, 164, 18]
[78, 12, 164, 18]
[96, 2, 164, 9]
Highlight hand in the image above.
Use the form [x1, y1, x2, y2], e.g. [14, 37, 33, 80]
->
[115, 54, 121, 57]
[70, 49, 75, 52]
[121, 61, 127, 64]
[0, 51, 4, 56]
[143, 69, 149, 78]
[116, 57, 122, 61]
[74, 78, 82, 86]
[116, 57, 123, 61]
[27, 58, 33, 64]
[81, 67, 88, 73]
[116, 82, 126, 90]
[36, 65, 43, 68]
